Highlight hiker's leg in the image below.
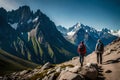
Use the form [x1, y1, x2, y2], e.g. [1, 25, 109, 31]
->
[81, 55, 83, 66]
[79, 54, 81, 64]
[82, 55, 84, 66]
[97, 53, 99, 64]
[80, 55, 82, 66]
[100, 53, 102, 64]
[98, 53, 101, 64]
[80, 54, 83, 66]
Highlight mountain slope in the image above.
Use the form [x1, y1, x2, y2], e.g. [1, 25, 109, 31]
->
[56, 38, 120, 80]
[56, 25, 68, 36]
[66, 23, 118, 54]
[0, 6, 77, 64]
[85, 38, 120, 80]
[2, 38, 120, 80]
[0, 49, 38, 75]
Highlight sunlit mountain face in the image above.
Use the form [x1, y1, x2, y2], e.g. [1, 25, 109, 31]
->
[57, 23, 118, 54]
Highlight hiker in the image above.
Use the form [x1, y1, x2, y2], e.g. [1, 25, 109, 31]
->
[77, 41, 86, 66]
[95, 39, 104, 64]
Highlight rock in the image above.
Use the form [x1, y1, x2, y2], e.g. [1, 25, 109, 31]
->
[48, 73, 56, 80]
[19, 70, 29, 75]
[85, 63, 98, 69]
[72, 57, 78, 60]
[80, 66, 98, 80]
[67, 66, 80, 73]
[42, 62, 52, 70]
[42, 76, 49, 80]
[47, 69, 55, 75]
[105, 70, 112, 73]
[57, 71, 83, 80]
[65, 67, 70, 71]
[0, 76, 3, 80]
[56, 67, 61, 72]
[42, 72, 59, 80]
[2, 75, 12, 80]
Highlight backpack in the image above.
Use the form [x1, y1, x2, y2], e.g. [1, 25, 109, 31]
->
[97, 42, 104, 51]
[79, 44, 85, 52]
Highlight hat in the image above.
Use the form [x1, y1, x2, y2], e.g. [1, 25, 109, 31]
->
[98, 39, 101, 42]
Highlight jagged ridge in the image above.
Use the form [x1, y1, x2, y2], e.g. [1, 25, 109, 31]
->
[0, 6, 77, 65]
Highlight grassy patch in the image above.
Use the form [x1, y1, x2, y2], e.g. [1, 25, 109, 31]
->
[60, 64, 74, 69]
[30, 70, 48, 80]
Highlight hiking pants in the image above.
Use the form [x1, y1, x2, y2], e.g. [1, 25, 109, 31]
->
[79, 54, 84, 66]
[96, 52, 103, 64]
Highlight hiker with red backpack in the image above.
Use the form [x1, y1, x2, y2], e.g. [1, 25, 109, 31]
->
[77, 41, 86, 67]
[95, 39, 104, 64]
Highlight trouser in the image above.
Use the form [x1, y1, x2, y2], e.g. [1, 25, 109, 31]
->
[79, 54, 84, 66]
[96, 52, 103, 64]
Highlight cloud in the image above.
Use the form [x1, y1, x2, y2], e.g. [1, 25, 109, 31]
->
[0, 0, 18, 11]
[0, 0, 31, 11]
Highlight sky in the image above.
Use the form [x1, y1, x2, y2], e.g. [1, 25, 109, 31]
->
[0, 0, 120, 30]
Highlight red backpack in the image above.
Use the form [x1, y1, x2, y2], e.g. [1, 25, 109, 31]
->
[78, 43, 86, 53]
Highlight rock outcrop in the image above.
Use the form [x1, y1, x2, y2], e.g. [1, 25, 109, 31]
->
[1, 62, 99, 80]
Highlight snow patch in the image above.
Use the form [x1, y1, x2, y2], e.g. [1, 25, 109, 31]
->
[67, 31, 75, 36]
[27, 19, 32, 23]
[21, 32, 23, 35]
[32, 16, 39, 22]
[86, 30, 88, 32]
[21, 22, 23, 25]
[9, 23, 18, 30]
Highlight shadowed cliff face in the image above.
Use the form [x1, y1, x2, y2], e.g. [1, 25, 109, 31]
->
[0, 6, 77, 64]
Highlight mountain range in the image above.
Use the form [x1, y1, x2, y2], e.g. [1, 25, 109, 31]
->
[0, 5, 119, 77]
[57, 23, 118, 53]
[0, 5, 77, 66]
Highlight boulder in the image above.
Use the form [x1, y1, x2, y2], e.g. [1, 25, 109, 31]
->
[19, 70, 31, 75]
[72, 57, 79, 60]
[65, 66, 80, 73]
[80, 65, 98, 80]
[42, 76, 49, 80]
[0, 76, 2, 79]
[47, 69, 55, 75]
[41, 62, 52, 70]
[42, 72, 59, 80]
[56, 67, 61, 72]
[105, 70, 112, 73]
[85, 63, 98, 68]
[57, 71, 83, 80]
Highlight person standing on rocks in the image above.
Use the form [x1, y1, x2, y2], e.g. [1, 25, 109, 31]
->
[77, 41, 86, 67]
[95, 39, 104, 64]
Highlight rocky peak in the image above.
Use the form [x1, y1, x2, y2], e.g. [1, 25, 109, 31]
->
[102, 28, 111, 33]
[19, 5, 31, 22]
[0, 7, 7, 20]
[34, 9, 42, 17]
[0, 6, 77, 65]
[7, 5, 32, 24]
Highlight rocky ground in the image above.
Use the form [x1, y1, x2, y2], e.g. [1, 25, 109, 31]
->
[0, 38, 120, 80]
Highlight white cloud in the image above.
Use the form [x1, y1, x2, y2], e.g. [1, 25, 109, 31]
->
[0, 0, 18, 11]
[0, 0, 34, 11]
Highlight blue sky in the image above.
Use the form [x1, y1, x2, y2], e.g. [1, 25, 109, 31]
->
[0, 0, 120, 30]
